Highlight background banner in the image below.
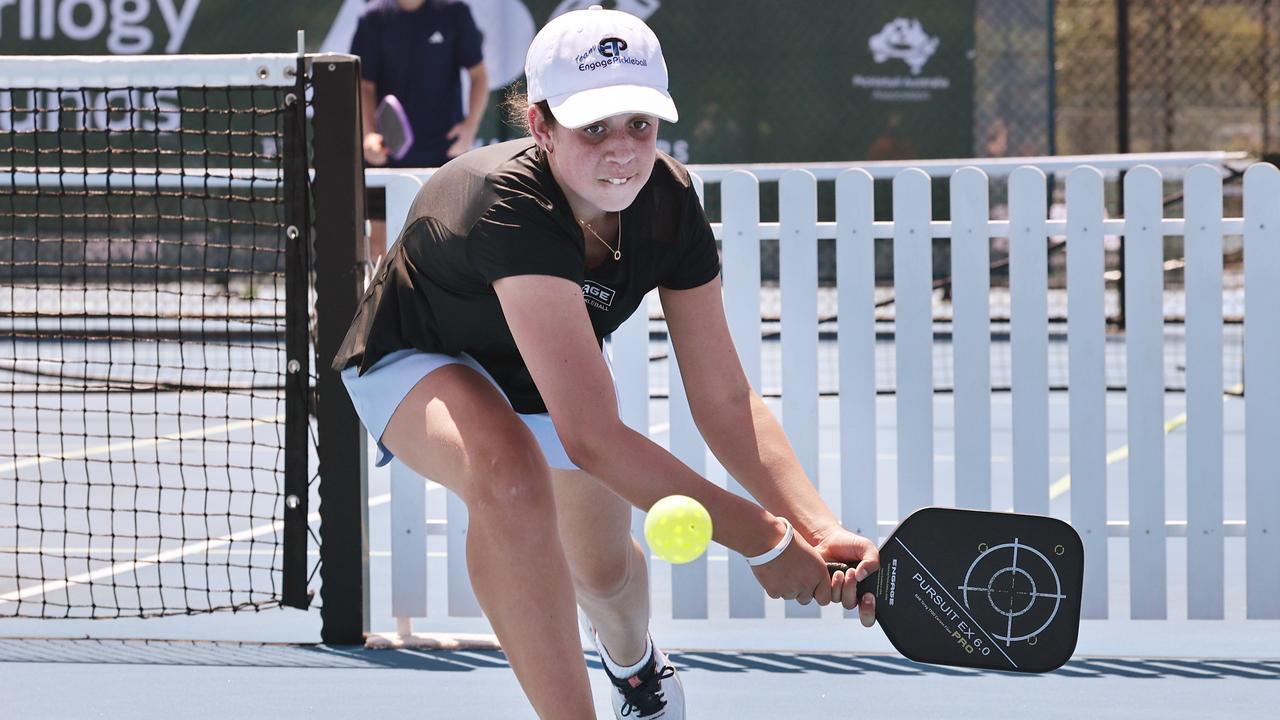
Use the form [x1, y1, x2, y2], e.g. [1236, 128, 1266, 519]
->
[0, 0, 978, 163]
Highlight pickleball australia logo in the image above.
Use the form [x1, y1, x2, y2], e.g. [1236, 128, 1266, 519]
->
[868, 18, 939, 75]
[853, 16, 950, 103]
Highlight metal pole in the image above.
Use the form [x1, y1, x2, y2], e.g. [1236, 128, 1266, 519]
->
[1116, 0, 1130, 331]
[1162, 0, 1176, 151]
[311, 53, 371, 645]
[1263, 0, 1272, 154]
[1047, 0, 1057, 157]
[282, 56, 313, 611]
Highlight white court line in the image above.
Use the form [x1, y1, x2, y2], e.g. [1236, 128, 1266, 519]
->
[1040, 382, 1244, 504]
[0, 414, 286, 474]
[1, 413, 287, 606]
[1, 516, 287, 604]
[4, 415, 671, 604]
[0, 501, 332, 606]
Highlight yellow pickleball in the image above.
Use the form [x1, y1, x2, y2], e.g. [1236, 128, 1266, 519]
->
[644, 495, 713, 564]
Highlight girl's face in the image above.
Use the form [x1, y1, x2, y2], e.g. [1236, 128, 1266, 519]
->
[531, 107, 659, 220]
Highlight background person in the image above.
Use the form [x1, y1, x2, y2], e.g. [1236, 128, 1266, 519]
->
[351, 0, 489, 266]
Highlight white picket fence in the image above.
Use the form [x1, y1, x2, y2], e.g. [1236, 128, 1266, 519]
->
[370, 159, 1280, 640]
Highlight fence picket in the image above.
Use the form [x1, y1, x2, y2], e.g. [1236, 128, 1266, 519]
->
[1066, 166, 1109, 618]
[384, 175, 432, 621]
[667, 348, 708, 619]
[1009, 167, 1051, 516]
[611, 278, 652, 588]
[1124, 165, 1168, 619]
[1184, 164, 1225, 619]
[950, 167, 993, 510]
[390, 460, 427, 619]
[836, 169, 877, 539]
[446, 491, 481, 616]
[779, 170, 821, 619]
[1243, 163, 1280, 618]
[892, 169, 935, 516]
[721, 171, 766, 618]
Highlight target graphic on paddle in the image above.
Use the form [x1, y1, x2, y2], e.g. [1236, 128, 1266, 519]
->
[959, 538, 1068, 645]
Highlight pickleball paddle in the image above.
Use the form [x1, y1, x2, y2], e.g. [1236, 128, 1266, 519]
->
[829, 507, 1084, 673]
[375, 94, 414, 162]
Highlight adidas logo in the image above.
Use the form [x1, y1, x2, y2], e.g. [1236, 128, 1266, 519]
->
[428, 31, 444, 44]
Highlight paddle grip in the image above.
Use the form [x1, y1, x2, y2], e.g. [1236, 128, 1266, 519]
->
[826, 562, 877, 602]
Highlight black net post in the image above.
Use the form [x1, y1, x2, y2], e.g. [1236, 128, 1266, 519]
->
[310, 54, 370, 644]
[282, 58, 312, 611]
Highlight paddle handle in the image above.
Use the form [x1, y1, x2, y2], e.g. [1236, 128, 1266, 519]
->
[826, 562, 878, 602]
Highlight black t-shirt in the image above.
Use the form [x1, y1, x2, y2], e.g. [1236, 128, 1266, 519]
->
[332, 138, 721, 414]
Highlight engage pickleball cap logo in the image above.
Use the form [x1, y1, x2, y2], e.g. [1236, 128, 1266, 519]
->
[524, 4, 678, 129]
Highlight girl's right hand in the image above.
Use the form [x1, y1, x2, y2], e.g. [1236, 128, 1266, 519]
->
[747, 521, 834, 606]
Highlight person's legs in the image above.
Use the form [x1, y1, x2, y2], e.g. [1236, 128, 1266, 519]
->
[551, 468, 684, 719]
[549, 468, 649, 664]
[364, 186, 387, 270]
[380, 365, 594, 720]
[368, 218, 386, 269]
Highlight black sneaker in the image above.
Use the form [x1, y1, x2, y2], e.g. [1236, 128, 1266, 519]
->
[596, 636, 684, 719]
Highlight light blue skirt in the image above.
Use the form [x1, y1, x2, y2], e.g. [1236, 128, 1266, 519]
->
[340, 347, 615, 470]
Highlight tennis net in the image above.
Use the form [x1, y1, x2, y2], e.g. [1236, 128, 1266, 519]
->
[1, 55, 315, 619]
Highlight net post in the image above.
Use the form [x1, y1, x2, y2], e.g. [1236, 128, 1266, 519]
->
[310, 53, 371, 644]
[282, 57, 313, 611]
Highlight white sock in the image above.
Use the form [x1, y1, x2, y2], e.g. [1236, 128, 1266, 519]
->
[598, 632, 653, 679]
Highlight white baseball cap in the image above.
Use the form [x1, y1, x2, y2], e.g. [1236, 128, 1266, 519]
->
[524, 4, 678, 129]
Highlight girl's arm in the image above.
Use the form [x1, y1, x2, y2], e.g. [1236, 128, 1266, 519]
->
[492, 273, 787, 559]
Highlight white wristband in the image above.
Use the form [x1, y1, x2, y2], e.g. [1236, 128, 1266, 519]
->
[745, 517, 793, 567]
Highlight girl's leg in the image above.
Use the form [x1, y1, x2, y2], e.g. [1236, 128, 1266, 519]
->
[381, 365, 594, 720]
[549, 468, 650, 665]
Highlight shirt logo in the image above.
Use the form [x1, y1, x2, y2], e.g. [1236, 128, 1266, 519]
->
[582, 281, 615, 311]
[598, 37, 628, 57]
[428, 31, 445, 44]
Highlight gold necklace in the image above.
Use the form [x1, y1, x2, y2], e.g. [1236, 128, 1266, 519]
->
[579, 214, 621, 261]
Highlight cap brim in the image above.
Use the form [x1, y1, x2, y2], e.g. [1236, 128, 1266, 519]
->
[546, 84, 678, 129]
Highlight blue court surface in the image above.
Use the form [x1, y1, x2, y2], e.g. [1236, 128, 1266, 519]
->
[1, 636, 1277, 719]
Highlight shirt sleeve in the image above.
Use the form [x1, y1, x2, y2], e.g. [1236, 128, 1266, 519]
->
[350, 12, 380, 85]
[455, 4, 484, 70]
[468, 196, 584, 285]
[661, 184, 722, 290]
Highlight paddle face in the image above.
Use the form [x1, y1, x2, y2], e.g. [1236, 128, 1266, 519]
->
[375, 95, 414, 162]
[847, 507, 1083, 673]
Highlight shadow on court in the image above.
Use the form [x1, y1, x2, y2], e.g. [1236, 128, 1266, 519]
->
[2, 639, 1275, 681]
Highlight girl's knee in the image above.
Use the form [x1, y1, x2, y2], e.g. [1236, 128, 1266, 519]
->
[568, 540, 641, 600]
[463, 431, 554, 517]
